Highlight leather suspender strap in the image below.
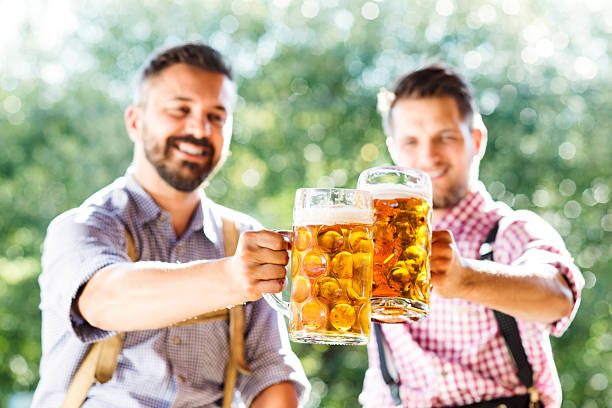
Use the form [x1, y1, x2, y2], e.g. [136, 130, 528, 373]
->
[480, 220, 540, 405]
[61, 340, 109, 408]
[61, 231, 137, 408]
[222, 217, 251, 408]
[374, 323, 402, 407]
[63, 217, 249, 408]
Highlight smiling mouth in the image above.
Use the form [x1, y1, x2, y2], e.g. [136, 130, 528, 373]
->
[426, 168, 447, 179]
[175, 141, 211, 157]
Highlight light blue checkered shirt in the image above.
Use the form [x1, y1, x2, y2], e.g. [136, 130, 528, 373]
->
[33, 172, 309, 407]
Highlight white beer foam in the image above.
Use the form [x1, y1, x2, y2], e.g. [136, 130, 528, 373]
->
[362, 183, 432, 204]
[294, 206, 374, 226]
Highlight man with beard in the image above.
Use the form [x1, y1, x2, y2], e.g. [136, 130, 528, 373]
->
[359, 65, 584, 407]
[33, 43, 309, 408]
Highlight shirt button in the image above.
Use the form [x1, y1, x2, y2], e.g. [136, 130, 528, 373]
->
[177, 375, 185, 383]
[159, 214, 167, 221]
[173, 336, 181, 345]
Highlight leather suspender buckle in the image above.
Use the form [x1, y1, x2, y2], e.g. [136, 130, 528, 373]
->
[527, 386, 540, 408]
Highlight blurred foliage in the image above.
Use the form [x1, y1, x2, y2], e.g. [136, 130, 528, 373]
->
[0, 0, 611, 406]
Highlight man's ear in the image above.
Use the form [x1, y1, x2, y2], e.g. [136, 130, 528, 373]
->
[386, 136, 400, 164]
[472, 114, 488, 160]
[125, 105, 143, 143]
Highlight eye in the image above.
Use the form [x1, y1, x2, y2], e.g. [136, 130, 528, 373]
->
[400, 139, 417, 148]
[208, 112, 225, 125]
[168, 106, 190, 116]
[440, 134, 457, 142]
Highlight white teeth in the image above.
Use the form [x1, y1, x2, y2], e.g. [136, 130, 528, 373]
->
[427, 169, 445, 178]
[177, 142, 206, 156]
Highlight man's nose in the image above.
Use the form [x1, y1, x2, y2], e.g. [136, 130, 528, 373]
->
[416, 140, 439, 167]
[186, 115, 212, 138]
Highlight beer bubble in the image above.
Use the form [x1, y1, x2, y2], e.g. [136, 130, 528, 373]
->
[405, 259, 421, 277]
[396, 221, 416, 244]
[302, 250, 328, 278]
[349, 230, 373, 253]
[332, 251, 353, 278]
[292, 275, 311, 303]
[404, 245, 426, 263]
[390, 262, 410, 283]
[315, 277, 342, 304]
[301, 302, 327, 329]
[330, 303, 356, 331]
[317, 227, 345, 252]
[295, 228, 311, 251]
[339, 277, 364, 302]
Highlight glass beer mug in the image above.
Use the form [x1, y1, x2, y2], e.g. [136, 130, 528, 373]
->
[357, 166, 432, 323]
[264, 188, 375, 345]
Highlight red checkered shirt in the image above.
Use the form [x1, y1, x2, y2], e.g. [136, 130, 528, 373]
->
[360, 182, 584, 408]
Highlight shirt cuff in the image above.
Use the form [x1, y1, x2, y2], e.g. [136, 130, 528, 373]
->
[66, 259, 120, 343]
[239, 360, 310, 407]
[549, 260, 584, 337]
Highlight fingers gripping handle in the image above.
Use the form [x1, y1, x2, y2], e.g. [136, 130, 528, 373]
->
[262, 230, 292, 318]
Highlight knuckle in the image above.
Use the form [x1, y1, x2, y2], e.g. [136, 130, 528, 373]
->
[241, 231, 256, 244]
[272, 279, 285, 293]
[275, 265, 288, 278]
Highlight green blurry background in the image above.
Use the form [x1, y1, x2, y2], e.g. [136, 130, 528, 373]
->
[0, 0, 610, 406]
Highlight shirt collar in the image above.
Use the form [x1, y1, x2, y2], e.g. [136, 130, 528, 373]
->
[200, 191, 221, 246]
[124, 169, 219, 244]
[124, 170, 163, 225]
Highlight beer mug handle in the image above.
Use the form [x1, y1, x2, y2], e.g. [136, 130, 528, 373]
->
[262, 230, 292, 318]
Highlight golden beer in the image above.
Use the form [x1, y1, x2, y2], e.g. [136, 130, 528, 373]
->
[263, 188, 374, 345]
[289, 221, 373, 344]
[358, 167, 432, 323]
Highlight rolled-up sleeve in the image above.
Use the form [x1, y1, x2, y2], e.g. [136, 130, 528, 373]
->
[237, 299, 310, 406]
[497, 211, 585, 336]
[39, 207, 130, 343]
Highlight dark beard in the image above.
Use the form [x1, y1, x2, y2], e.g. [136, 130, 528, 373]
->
[433, 182, 467, 210]
[144, 133, 215, 192]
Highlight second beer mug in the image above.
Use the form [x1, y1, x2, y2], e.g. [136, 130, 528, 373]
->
[264, 188, 375, 345]
[357, 166, 433, 323]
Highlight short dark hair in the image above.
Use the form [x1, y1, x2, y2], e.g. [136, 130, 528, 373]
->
[134, 43, 233, 105]
[382, 64, 477, 137]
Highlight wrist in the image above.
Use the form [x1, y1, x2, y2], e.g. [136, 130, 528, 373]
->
[457, 258, 479, 300]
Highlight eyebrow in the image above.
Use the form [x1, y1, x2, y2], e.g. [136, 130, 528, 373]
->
[167, 96, 227, 112]
[436, 128, 460, 134]
[398, 128, 460, 139]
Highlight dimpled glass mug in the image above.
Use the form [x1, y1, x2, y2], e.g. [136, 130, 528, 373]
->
[357, 166, 433, 323]
[263, 188, 375, 345]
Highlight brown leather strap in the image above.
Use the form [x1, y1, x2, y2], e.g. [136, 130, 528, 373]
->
[94, 332, 125, 383]
[221, 218, 251, 408]
[222, 218, 251, 375]
[230, 305, 252, 375]
[61, 341, 102, 408]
